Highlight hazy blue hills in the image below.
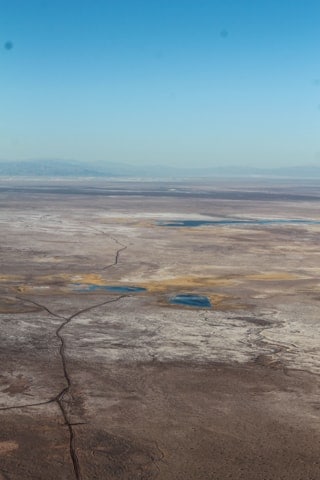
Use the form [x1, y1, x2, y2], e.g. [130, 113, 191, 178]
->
[1, 159, 320, 178]
[0, 160, 111, 177]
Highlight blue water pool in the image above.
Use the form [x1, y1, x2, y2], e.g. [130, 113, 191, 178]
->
[158, 219, 320, 227]
[170, 294, 211, 308]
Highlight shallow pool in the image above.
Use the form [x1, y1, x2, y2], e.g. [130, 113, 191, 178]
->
[72, 284, 146, 293]
[170, 294, 211, 308]
[158, 219, 320, 227]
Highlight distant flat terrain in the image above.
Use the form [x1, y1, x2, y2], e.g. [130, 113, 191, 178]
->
[1, 179, 320, 479]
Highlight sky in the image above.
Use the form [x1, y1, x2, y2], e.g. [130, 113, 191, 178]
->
[0, 0, 320, 168]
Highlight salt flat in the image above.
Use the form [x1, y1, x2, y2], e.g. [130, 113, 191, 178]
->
[0, 179, 320, 479]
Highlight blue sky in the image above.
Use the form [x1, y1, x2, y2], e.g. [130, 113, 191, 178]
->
[1, 0, 320, 167]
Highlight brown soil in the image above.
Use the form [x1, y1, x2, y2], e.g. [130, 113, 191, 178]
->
[1, 362, 320, 479]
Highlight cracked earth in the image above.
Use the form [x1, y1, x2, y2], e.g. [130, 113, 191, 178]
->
[1, 179, 320, 479]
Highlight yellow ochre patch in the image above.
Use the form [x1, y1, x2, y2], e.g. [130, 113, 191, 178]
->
[139, 275, 236, 292]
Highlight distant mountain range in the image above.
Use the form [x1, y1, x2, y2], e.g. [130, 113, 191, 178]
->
[1, 159, 320, 178]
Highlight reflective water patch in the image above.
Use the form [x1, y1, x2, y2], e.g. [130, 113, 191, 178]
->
[170, 294, 211, 308]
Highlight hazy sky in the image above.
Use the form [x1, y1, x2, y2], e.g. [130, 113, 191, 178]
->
[1, 0, 320, 167]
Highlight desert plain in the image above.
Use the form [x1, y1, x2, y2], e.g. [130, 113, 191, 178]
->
[0, 178, 320, 479]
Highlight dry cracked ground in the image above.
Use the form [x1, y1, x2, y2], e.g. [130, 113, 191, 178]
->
[0, 178, 320, 479]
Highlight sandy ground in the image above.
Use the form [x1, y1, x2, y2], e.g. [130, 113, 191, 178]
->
[0, 178, 320, 479]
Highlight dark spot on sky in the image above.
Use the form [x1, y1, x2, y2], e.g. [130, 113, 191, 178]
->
[220, 29, 229, 38]
[4, 41, 13, 50]
[314, 79, 320, 86]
